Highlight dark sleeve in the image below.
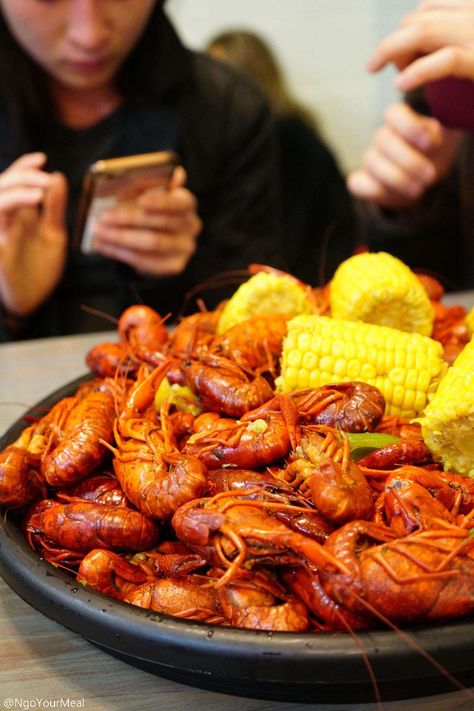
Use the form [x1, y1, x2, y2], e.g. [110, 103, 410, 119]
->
[177, 57, 284, 305]
[277, 118, 358, 285]
[357, 90, 467, 290]
[358, 173, 464, 290]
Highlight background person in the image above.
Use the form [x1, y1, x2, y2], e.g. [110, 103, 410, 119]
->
[348, 0, 474, 290]
[206, 29, 358, 287]
[0, 0, 281, 341]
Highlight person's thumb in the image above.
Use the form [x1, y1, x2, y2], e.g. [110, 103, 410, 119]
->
[169, 165, 187, 190]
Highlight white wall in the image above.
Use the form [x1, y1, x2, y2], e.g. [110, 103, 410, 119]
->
[166, 0, 414, 173]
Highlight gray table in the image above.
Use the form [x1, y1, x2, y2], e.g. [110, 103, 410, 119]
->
[1, 306, 473, 710]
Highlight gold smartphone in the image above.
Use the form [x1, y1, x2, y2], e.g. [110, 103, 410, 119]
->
[75, 150, 180, 254]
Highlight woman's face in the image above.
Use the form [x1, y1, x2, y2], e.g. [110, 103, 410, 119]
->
[1, 0, 157, 92]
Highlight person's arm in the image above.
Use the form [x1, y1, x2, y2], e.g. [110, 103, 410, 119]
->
[0, 152, 67, 339]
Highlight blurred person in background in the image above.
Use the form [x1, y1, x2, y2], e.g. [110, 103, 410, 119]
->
[0, 0, 281, 342]
[207, 29, 358, 287]
[348, 0, 474, 291]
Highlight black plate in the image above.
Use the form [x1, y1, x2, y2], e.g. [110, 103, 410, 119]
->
[1, 376, 474, 704]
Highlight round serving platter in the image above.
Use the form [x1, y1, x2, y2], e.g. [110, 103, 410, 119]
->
[1, 377, 474, 704]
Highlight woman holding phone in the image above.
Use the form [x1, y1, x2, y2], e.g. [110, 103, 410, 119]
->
[0, 0, 280, 340]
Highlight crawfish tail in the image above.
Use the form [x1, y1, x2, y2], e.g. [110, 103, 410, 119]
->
[42, 390, 116, 488]
[0, 446, 44, 509]
[27, 502, 159, 552]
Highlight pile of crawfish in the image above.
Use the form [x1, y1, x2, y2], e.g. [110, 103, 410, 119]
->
[1, 277, 474, 634]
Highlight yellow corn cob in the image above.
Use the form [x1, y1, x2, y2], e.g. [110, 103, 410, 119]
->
[276, 315, 448, 419]
[330, 251, 434, 336]
[421, 337, 474, 477]
[217, 271, 314, 334]
[466, 305, 474, 337]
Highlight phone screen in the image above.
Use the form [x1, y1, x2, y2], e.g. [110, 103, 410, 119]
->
[76, 151, 179, 255]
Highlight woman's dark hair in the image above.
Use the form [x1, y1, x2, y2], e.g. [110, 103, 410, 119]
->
[0, 1, 166, 155]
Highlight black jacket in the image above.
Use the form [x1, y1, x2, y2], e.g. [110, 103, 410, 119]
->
[0, 10, 281, 340]
[277, 116, 357, 285]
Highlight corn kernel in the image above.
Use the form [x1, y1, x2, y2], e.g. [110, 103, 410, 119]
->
[334, 358, 347, 377]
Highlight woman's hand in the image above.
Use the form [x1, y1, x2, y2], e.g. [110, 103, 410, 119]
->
[92, 165, 203, 276]
[367, 0, 474, 91]
[0, 152, 68, 316]
[347, 101, 463, 209]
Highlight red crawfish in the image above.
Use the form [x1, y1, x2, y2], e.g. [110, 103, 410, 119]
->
[41, 388, 117, 488]
[373, 466, 473, 536]
[25, 501, 159, 564]
[180, 353, 274, 418]
[56, 472, 129, 508]
[124, 576, 225, 624]
[321, 520, 474, 623]
[0, 397, 75, 508]
[166, 309, 221, 359]
[209, 313, 290, 374]
[284, 426, 374, 524]
[184, 398, 298, 470]
[205, 468, 334, 543]
[358, 440, 434, 470]
[262, 382, 385, 433]
[130, 541, 206, 578]
[111, 362, 207, 520]
[86, 342, 138, 379]
[283, 565, 370, 631]
[172, 491, 350, 588]
[77, 548, 150, 599]
[118, 304, 169, 364]
[218, 569, 310, 631]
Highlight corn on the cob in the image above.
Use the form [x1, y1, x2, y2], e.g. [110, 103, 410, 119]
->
[276, 315, 447, 419]
[330, 251, 434, 336]
[217, 271, 314, 334]
[466, 305, 474, 337]
[421, 337, 474, 477]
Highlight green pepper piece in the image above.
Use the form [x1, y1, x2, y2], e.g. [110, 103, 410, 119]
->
[340, 432, 400, 461]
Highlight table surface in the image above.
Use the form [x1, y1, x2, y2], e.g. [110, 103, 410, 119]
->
[1, 295, 474, 711]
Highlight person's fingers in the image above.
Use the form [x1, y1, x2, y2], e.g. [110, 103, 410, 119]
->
[395, 45, 474, 89]
[0, 168, 52, 192]
[373, 125, 436, 183]
[169, 165, 187, 189]
[363, 144, 426, 198]
[367, 26, 425, 72]
[384, 102, 444, 152]
[136, 184, 198, 213]
[347, 170, 396, 203]
[7, 152, 47, 171]
[367, 16, 474, 73]
[42, 172, 68, 229]
[99, 205, 182, 231]
[347, 169, 417, 209]
[94, 224, 173, 252]
[94, 226, 196, 274]
[0, 187, 45, 211]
